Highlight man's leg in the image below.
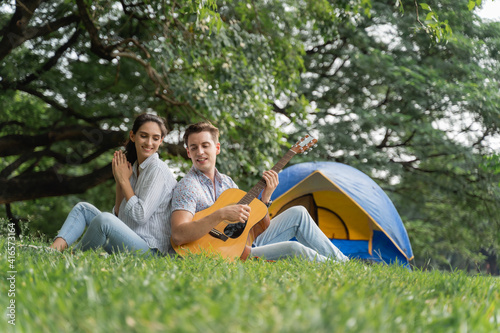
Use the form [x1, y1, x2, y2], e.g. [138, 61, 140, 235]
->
[250, 241, 329, 262]
[253, 206, 349, 262]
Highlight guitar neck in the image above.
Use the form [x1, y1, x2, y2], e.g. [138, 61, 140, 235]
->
[238, 149, 296, 205]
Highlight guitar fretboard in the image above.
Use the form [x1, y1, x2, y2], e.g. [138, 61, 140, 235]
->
[238, 150, 296, 205]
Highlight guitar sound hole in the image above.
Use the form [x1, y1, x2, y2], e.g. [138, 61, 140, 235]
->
[224, 222, 246, 239]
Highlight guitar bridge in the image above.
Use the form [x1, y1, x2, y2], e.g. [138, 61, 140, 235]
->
[209, 229, 228, 241]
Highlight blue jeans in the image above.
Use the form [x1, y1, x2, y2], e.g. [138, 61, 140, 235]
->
[56, 202, 153, 255]
[251, 206, 349, 262]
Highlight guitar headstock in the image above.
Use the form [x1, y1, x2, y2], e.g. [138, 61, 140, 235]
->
[291, 134, 317, 154]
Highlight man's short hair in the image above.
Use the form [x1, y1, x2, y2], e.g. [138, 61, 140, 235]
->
[183, 122, 220, 147]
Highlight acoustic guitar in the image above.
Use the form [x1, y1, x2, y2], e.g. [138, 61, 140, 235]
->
[171, 135, 317, 261]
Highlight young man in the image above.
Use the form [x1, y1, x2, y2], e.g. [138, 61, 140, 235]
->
[170, 122, 348, 262]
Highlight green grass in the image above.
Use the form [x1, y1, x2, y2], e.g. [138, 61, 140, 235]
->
[1, 237, 499, 333]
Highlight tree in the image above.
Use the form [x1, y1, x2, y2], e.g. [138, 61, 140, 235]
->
[5, 0, 369, 238]
[0, 0, 317, 205]
[1, 0, 185, 204]
[274, 0, 500, 271]
[2, 0, 498, 273]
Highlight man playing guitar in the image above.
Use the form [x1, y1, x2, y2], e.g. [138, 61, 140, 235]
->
[170, 122, 349, 262]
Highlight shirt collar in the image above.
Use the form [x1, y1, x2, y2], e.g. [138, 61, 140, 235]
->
[133, 152, 158, 175]
[192, 166, 222, 186]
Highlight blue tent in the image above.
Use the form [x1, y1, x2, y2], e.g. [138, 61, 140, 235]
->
[269, 161, 414, 266]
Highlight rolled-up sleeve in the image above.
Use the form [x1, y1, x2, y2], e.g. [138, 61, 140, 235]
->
[123, 165, 169, 224]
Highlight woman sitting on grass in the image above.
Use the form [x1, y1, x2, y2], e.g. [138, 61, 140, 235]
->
[49, 113, 177, 256]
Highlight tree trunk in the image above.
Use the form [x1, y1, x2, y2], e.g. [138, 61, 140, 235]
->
[481, 249, 499, 276]
[5, 203, 22, 237]
[0, 165, 113, 204]
[485, 252, 499, 276]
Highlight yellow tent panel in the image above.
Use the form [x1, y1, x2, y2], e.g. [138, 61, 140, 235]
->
[269, 171, 378, 242]
[313, 191, 372, 240]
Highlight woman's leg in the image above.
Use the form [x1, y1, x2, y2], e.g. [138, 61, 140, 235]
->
[74, 212, 151, 255]
[253, 206, 349, 262]
[51, 202, 102, 251]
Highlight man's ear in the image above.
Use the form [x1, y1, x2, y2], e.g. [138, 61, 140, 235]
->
[215, 142, 221, 155]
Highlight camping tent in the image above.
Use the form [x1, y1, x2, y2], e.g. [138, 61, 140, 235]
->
[268, 161, 414, 266]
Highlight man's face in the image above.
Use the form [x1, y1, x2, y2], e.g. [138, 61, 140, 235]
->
[186, 131, 220, 176]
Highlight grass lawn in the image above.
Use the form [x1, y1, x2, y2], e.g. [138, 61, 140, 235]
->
[1, 237, 499, 333]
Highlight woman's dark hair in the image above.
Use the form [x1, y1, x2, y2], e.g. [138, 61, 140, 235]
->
[124, 113, 167, 164]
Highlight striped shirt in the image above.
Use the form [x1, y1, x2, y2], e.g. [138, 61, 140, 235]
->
[172, 167, 237, 214]
[115, 153, 177, 254]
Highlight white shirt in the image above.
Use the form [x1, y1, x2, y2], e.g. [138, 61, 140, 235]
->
[115, 153, 177, 254]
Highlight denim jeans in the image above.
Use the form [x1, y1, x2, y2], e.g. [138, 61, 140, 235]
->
[251, 206, 349, 262]
[56, 202, 153, 255]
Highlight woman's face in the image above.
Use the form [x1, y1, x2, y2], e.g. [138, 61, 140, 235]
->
[130, 121, 163, 164]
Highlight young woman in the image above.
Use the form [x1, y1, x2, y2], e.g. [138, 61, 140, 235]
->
[50, 113, 177, 256]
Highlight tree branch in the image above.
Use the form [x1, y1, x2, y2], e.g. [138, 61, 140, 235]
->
[20, 27, 82, 86]
[27, 13, 80, 39]
[13, 86, 108, 126]
[75, 0, 114, 60]
[0, 0, 42, 60]
[0, 120, 24, 132]
[0, 150, 35, 179]
[112, 51, 185, 106]
[0, 164, 114, 204]
[0, 125, 125, 157]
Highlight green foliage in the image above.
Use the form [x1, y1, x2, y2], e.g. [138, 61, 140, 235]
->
[1, 239, 499, 332]
[482, 154, 500, 176]
[284, 0, 500, 270]
[1, 0, 499, 272]
[0, 0, 311, 203]
[417, 3, 453, 42]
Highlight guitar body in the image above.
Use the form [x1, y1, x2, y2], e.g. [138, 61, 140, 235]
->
[171, 188, 268, 261]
